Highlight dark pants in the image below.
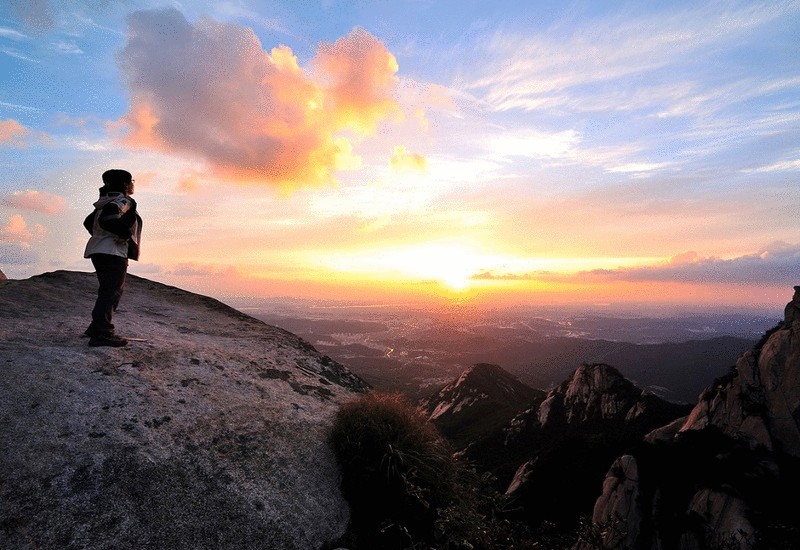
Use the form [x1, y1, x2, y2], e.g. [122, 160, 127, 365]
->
[89, 254, 128, 336]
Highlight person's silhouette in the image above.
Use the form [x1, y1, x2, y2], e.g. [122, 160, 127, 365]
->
[82, 169, 142, 347]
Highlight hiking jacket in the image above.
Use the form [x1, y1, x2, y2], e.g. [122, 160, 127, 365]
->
[83, 192, 142, 261]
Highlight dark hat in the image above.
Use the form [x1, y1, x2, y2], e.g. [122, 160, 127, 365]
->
[100, 169, 133, 193]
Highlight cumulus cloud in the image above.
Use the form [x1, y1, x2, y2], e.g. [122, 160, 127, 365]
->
[1, 190, 66, 215]
[0, 214, 46, 246]
[390, 145, 427, 172]
[116, 9, 403, 187]
[313, 27, 401, 133]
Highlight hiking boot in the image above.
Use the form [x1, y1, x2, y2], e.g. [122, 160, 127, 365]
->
[89, 334, 128, 347]
[84, 323, 115, 338]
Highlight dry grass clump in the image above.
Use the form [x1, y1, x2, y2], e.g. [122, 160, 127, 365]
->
[328, 392, 458, 547]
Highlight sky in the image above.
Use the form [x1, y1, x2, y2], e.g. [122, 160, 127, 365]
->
[0, 0, 798, 313]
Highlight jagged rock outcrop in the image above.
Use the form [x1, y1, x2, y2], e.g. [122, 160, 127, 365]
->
[420, 363, 543, 450]
[583, 455, 641, 550]
[504, 363, 691, 444]
[501, 365, 690, 528]
[0, 271, 368, 550]
[0, 267, 7, 281]
[584, 286, 800, 550]
[679, 285, 800, 457]
[440, 363, 690, 531]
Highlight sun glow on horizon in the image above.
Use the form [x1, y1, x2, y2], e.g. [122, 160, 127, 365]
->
[318, 243, 666, 293]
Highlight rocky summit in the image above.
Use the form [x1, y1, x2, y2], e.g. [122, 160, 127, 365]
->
[0, 270, 368, 550]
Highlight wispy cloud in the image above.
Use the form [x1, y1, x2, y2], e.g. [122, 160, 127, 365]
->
[2, 48, 39, 63]
[743, 158, 800, 173]
[51, 40, 83, 54]
[606, 162, 670, 174]
[488, 129, 580, 160]
[469, 3, 794, 113]
[0, 101, 39, 113]
[0, 26, 28, 40]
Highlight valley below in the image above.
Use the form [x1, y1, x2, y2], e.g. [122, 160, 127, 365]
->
[241, 299, 775, 403]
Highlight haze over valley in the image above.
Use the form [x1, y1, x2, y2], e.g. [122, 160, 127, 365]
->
[239, 298, 775, 402]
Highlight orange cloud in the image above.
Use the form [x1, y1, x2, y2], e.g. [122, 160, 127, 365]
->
[0, 215, 45, 245]
[668, 251, 702, 265]
[390, 145, 427, 172]
[0, 119, 29, 147]
[1, 190, 66, 215]
[314, 27, 401, 133]
[176, 174, 200, 194]
[116, 9, 403, 188]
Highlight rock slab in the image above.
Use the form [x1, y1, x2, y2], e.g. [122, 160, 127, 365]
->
[0, 271, 368, 550]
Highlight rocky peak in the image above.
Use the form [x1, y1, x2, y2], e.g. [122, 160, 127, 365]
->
[784, 285, 800, 325]
[584, 285, 800, 550]
[420, 363, 543, 450]
[424, 363, 536, 421]
[0, 270, 368, 549]
[538, 363, 642, 427]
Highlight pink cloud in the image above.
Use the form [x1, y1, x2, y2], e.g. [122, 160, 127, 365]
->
[668, 251, 702, 265]
[313, 27, 401, 133]
[1, 189, 66, 215]
[0, 119, 29, 147]
[176, 174, 200, 194]
[0, 214, 46, 245]
[116, 9, 403, 188]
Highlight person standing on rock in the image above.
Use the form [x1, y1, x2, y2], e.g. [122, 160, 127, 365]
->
[82, 169, 142, 347]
